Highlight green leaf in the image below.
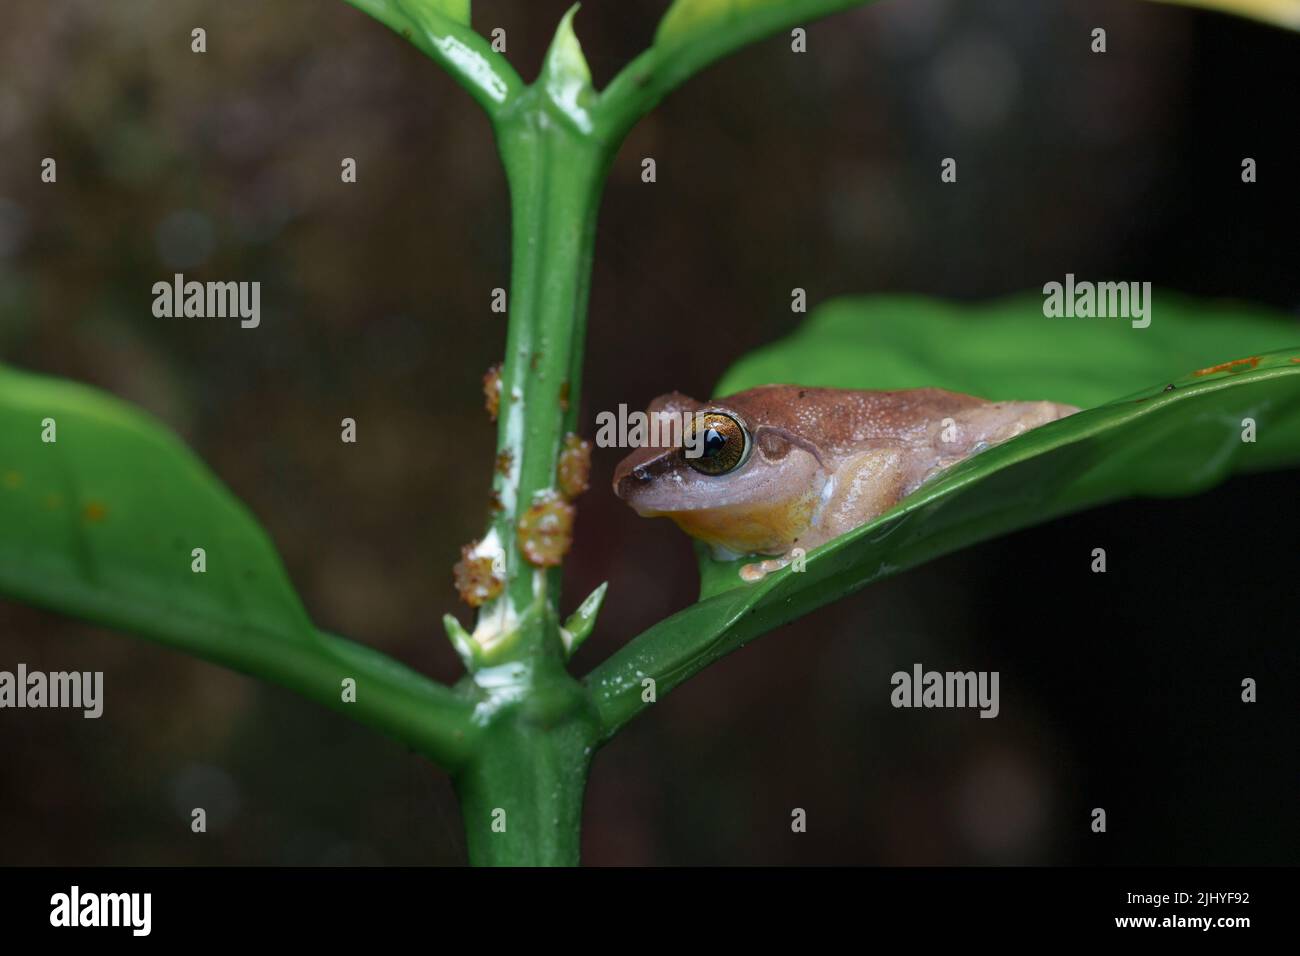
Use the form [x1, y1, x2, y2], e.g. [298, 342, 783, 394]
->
[656, 0, 858, 48]
[0, 364, 478, 766]
[596, 0, 877, 140]
[0, 365, 310, 641]
[424, 0, 472, 25]
[349, 0, 471, 30]
[561, 580, 608, 658]
[585, 293, 1300, 736]
[1147, 0, 1300, 30]
[343, 0, 523, 117]
[539, 5, 598, 134]
[715, 293, 1300, 410]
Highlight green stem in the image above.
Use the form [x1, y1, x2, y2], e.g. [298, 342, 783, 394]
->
[474, 89, 612, 656]
[452, 83, 613, 865]
[593, 0, 881, 143]
[453, 659, 598, 866]
[342, 0, 524, 118]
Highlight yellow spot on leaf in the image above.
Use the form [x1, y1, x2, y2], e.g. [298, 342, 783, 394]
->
[2, 471, 21, 489]
[82, 501, 108, 524]
[1192, 356, 1260, 377]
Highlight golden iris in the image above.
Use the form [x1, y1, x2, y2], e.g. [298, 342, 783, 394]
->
[685, 412, 749, 475]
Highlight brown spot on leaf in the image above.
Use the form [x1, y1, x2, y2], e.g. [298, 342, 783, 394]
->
[557, 433, 591, 499]
[495, 448, 513, 476]
[483, 364, 502, 422]
[517, 491, 575, 567]
[1193, 356, 1260, 377]
[2, 471, 21, 489]
[453, 542, 503, 607]
[487, 489, 503, 514]
[559, 381, 570, 413]
[82, 501, 108, 524]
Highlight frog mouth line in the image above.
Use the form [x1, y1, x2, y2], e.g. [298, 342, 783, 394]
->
[612, 448, 679, 502]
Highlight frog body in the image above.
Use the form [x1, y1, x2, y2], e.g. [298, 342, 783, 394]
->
[612, 385, 1077, 580]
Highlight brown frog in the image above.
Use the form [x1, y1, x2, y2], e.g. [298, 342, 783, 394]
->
[613, 385, 1077, 581]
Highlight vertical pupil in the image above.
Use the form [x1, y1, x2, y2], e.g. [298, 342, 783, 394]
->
[704, 427, 726, 456]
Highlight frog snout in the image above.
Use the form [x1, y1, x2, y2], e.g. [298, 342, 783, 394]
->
[613, 448, 679, 507]
[612, 461, 652, 501]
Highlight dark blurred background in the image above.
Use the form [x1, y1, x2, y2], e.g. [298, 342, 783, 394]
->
[1, 0, 1297, 865]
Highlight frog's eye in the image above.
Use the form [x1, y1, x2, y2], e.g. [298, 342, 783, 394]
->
[684, 412, 750, 476]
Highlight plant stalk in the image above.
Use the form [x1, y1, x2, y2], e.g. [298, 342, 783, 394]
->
[455, 87, 613, 865]
[477, 90, 611, 645]
[453, 667, 597, 866]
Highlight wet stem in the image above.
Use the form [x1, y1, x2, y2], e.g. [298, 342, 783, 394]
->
[451, 93, 615, 866]
[488, 96, 610, 615]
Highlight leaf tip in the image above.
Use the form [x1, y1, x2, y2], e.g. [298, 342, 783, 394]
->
[442, 612, 478, 671]
[543, 3, 593, 89]
[561, 580, 608, 658]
